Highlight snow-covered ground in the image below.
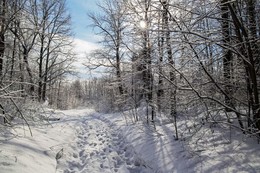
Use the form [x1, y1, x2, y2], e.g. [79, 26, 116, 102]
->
[0, 107, 260, 172]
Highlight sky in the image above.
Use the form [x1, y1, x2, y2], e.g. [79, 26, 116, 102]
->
[66, 0, 102, 79]
[67, 0, 100, 42]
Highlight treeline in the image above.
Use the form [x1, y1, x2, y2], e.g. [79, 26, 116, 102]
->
[85, 0, 260, 139]
[0, 0, 74, 124]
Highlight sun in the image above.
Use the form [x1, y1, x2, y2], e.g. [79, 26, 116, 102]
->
[139, 20, 147, 29]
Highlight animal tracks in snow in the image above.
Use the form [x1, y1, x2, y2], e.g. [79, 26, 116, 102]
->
[61, 114, 148, 173]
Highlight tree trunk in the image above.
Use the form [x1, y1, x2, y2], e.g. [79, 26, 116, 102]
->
[221, 0, 233, 112]
[157, 7, 164, 112]
[23, 47, 35, 94]
[228, 3, 260, 131]
[42, 46, 50, 101]
[163, 0, 178, 139]
[0, 0, 6, 78]
[116, 46, 123, 95]
[10, 27, 17, 80]
[19, 45, 25, 95]
[38, 36, 44, 102]
[0, 32, 4, 78]
[143, 0, 154, 122]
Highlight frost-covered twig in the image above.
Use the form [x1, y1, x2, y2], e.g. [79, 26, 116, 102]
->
[1, 85, 32, 136]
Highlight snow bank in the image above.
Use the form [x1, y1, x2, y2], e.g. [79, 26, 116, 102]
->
[0, 107, 260, 173]
[0, 108, 95, 173]
[103, 110, 260, 173]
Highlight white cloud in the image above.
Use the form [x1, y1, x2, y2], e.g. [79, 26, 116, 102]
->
[73, 38, 99, 56]
[71, 38, 100, 79]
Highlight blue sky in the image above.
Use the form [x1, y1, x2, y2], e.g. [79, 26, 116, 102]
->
[66, 0, 102, 79]
[67, 0, 100, 42]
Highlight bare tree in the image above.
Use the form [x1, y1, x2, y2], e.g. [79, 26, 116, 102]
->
[9, 0, 39, 95]
[0, 0, 73, 127]
[85, 0, 260, 140]
[161, 0, 178, 139]
[34, 0, 73, 102]
[88, 0, 127, 97]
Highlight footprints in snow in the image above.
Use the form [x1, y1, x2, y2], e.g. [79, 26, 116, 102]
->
[63, 116, 143, 173]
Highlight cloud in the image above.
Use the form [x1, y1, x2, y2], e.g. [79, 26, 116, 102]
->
[71, 38, 100, 79]
[73, 38, 99, 56]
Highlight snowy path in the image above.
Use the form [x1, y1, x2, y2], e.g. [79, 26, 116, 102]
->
[57, 113, 149, 173]
[2, 108, 260, 173]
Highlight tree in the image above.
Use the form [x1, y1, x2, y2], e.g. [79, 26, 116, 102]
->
[161, 0, 178, 139]
[124, 0, 156, 122]
[226, 1, 260, 131]
[0, 0, 74, 127]
[86, 0, 260, 140]
[88, 0, 127, 97]
[9, 0, 39, 95]
[0, 0, 6, 77]
[34, 0, 73, 102]
[142, 0, 155, 122]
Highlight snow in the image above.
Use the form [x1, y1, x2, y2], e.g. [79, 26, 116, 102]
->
[0, 107, 260, 173]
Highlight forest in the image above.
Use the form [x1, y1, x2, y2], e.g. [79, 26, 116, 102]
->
[0, 0, 260, 172]
[87, 0, 259, 139]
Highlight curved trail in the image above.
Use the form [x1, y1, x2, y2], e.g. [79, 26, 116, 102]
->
[59, 114, 149, 173]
